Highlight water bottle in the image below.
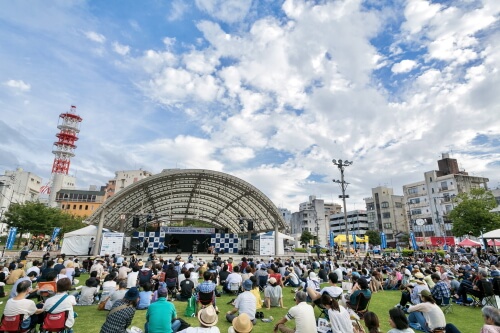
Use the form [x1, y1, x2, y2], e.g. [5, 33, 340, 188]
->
[269, 316, 274, 321]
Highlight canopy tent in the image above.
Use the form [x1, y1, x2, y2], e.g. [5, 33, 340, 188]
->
[482, 229, 500, 239]
[488, 240, 500, 246]
[60, 225, 111, 255]
[334, 234, 367, 243]
[458, 238, 481, 247]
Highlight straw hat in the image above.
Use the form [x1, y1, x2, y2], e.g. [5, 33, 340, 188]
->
[232, 313, 253, 333]
[197, 305, 218, 327]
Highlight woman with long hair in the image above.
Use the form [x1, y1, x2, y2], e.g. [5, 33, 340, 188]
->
[407, 289, 445, 332]
[364, 311, 380, 333]
[319, 293, 353, 333]
[387, 308, 414, 333]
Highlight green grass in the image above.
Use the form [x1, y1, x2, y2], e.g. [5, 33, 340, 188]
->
[0, 276, 484, 333]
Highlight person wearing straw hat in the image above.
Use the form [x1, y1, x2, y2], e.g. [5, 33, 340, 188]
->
[177, 305, 220, 333]
[228, 313, 253, 333]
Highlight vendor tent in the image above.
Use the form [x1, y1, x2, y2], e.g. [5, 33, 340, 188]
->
[60, 225, 110, 255]
[482, 229, 500, 239]
[458, 238, 481, 247]
[488, 240, 500, 246]
[334, 234, 367, 243]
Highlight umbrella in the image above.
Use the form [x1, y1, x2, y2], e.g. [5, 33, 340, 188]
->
[410, 232, 418, 250]
[380, 232, 387, 249]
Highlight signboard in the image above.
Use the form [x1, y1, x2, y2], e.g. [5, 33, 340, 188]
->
[6, 227, 17, 250]
[160, 227, 215, 234]
[100, 232, 124, 256]
[259, 234, 274, 256]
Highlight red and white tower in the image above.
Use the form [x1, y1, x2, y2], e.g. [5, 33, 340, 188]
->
[46, 105, 83, 206]
[51, 105, 83, 174]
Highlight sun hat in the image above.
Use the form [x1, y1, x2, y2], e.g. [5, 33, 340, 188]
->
[268, 277, 277, 285]
[232, 313, 253, 333]
[309, 272, 318, 279]
[243, 279, 253, 291]
[419, 289, 432, 297]
[414, 272, 425, 279]
[197, 305, 218, 327]
[124, 287, 139, 301]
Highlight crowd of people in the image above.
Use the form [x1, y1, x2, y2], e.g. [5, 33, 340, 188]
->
[0, 246, 500, 333]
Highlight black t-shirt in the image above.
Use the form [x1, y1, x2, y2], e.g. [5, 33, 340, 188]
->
[180, 279, 194, 298]
[219, 270, 230, 283]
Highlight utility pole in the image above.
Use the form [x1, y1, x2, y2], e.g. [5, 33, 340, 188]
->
[332, 159, 353, 258]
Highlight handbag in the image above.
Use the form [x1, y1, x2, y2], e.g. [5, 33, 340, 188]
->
[43, 294, 68, 330]
[98, 296, 110, 311]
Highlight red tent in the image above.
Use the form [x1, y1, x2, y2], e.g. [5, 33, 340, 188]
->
[458, 238, 481, 247]
[488, 240, 500, 246]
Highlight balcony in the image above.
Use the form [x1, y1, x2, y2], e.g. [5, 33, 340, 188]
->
[438, 186, 454, 193]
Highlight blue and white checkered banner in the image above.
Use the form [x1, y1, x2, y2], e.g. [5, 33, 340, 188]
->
[6, 227, 17, 250]
[380, 232, 387, 249]
[410, 232, 418, 250]
[50, 227, 61, 242]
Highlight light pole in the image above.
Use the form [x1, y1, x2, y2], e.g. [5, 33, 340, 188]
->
[332, 159, 352, 257]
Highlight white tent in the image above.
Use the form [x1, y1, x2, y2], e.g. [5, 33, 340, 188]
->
[60, 225, 110, 256]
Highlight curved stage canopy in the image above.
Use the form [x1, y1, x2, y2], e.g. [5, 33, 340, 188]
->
[86, 169, 286, 234]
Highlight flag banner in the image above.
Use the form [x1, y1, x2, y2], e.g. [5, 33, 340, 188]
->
[50, 227, 61, 242]
[6, 227, 17, 250]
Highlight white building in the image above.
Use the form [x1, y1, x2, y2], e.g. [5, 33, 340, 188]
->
[278, 208, 292, 231]
[105, 169, 153, 200]
[403, 154, 489, 237]
[290, 195, 341, 246]
[0, 168, 43, 231]
[364, 186, 408, 247]
[330, 210, 369, 239]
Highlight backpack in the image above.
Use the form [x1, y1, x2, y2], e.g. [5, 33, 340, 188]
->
[74, 267, 81, 277]
[185, 295, 197, 317]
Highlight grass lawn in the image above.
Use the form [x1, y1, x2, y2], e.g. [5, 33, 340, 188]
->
[0, 275, 485, 333]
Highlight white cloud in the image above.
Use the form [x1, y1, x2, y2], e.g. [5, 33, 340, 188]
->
[112, 42, 130, 56]
[84, 31, 106, 43]
[221, 146, 255, 162]
[391, 59, 417, 73]
[168, 0, 189, 21]
[4, 79, 31, 92]
[195, 0, 252, 23]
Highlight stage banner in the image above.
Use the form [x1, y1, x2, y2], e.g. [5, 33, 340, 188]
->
[50, 227, 61, 242]
[160, 227, 215, 234]
[380, 232, 387, 249]
[6, 227, 17, 250]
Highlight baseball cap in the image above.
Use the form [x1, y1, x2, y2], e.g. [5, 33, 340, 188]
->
[243, 279, 253, 291]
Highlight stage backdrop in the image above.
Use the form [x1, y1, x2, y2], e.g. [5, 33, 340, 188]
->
[210, 233, 239, 254]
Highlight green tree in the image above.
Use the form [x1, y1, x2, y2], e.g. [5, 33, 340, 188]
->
[4, 202, 85, 243]
[449, 188, 500, 237]
[364, 230, 381, 246]
[299, 230, 316, 245]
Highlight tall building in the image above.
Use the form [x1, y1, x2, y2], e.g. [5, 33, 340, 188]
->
[290, 195, 341, 246]
[364, 186, 407, 247]
[56, 186, 106, 218]
[0, 168, 42, 232]
[104, 169, 153, 199]
[330, 210, 369, 239]
[278, 208, 292, 232]
[403, 153, 489, 237]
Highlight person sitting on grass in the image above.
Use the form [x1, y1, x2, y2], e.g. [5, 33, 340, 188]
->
[273, 291, 316, 333]
[145, 287, 181, 333]
[177, 305, 220, 333]
[320, 293, 353, 333]
[177, 270, 194, 301]
[100, 287, 139, 333]
[265, 277, 285, 309]
[363, 311, 380, 333]
[387, 308, 414, 333]
[229, 313, 253, 333]
[137, 282, 153, 310]
[226, 279, 257, 325]
[346, 277, 371, 311]
[480, 306, 500, 333]
[76, 278, 98, 306]
[306, 272, 343, 307]
[407, 289, 446, 333]
[3, 280, 44, 330]
[249, 276, 262, 310]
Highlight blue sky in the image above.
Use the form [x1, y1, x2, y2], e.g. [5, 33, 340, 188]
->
[0, 0, 499, 211]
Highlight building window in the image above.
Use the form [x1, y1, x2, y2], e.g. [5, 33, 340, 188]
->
[79, 205, 83, 210]
[366, 203, 375, 210]
[73, 205, 76, 209]
[382, 212, 391, 219]
[85, 205, 88, 210]
[381, 201, 389, 208]
[408, 187, 418, 195]
[384, 223, 392, 229]
[409, 198, 420, 204]
[395, 202, 402, 208]
[411, 209, 422, 215]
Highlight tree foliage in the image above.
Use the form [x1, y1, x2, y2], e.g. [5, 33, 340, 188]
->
[449, 188, 500, 237]
[364, 230, 381, 246]
[4, 202, 85, 238]
[300, 230, 316, 245]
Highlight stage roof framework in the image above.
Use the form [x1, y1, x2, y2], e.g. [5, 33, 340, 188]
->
[86, 169, 287, 234]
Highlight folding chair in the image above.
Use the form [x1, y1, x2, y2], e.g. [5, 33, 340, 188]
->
[440, 297, 453, 314]
[40, 311, 69, 333]
[37, 281, 57, 302]
[482, 281, 497, 308]
[198, 290, 215, 308]
[0, 314, 28, 333]
[165, 277, 178, 299]
[351, 293, 371, 318]
[228, 282, 240, 295]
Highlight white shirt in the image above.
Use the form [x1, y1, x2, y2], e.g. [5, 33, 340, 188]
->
[408, 302, 446, 330]
[127, 271, 139, 288]
[226, 272, 242, 285]
[328, 306, 354, 333]
[234, 291, 256, 320]
[4, 298, 37, 319]
[285, 302, 317, 333]
[334, 268, 343, 282]
[178, 327, 221, 333]
[26, 266, 40, 277]
[43, 293, 76, 328]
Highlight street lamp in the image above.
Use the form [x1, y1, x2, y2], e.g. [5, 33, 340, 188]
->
[332, 159, 353, 257]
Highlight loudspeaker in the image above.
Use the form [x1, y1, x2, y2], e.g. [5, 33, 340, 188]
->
[246, 239, 254, 250]
[224, 228, 229, 233]
[247, 220, 254, 231]
[176, 249, 182, 254]
[132, 216, 140, 228]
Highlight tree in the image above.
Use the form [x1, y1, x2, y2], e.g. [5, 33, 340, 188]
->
[364, 230, 381, 246]
[449, 188, 500, 237]
[4, 202, 85, 242]
[300, 230, 316, 245]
